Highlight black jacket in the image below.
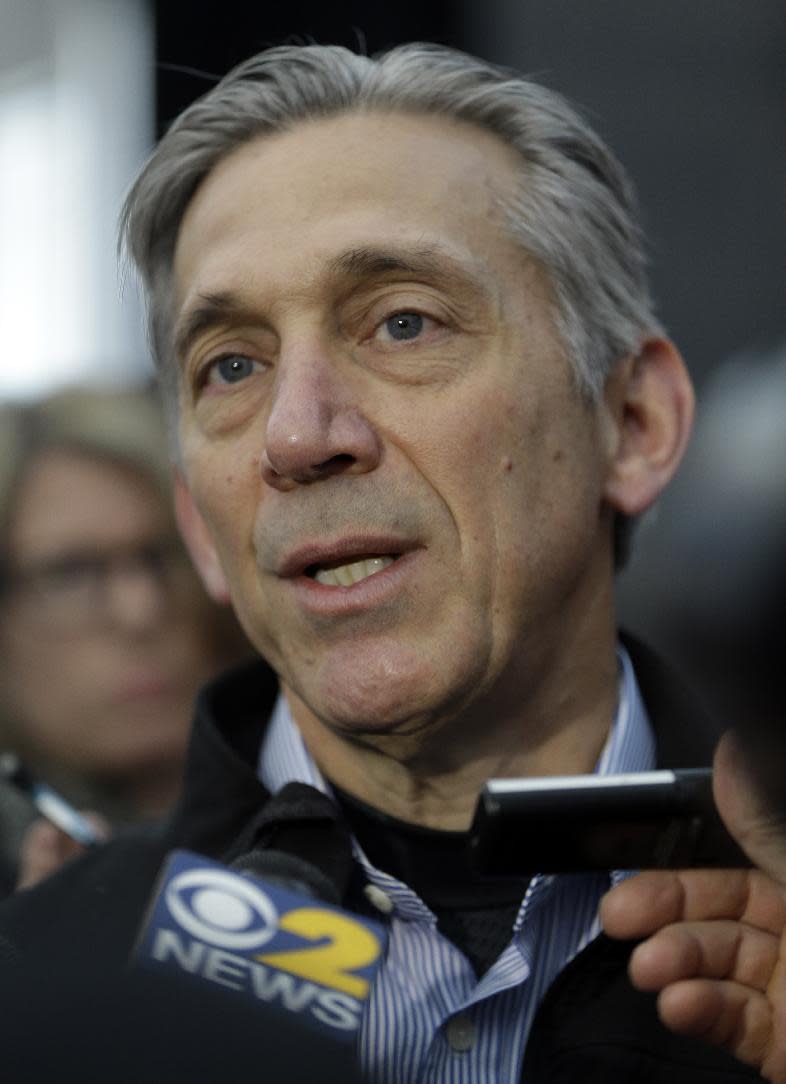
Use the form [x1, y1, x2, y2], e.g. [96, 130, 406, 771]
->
[0, 641, 762, 1082]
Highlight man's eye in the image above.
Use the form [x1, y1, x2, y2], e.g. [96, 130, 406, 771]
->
[381, 312, 425, 342]
[206, 355, 261, 385]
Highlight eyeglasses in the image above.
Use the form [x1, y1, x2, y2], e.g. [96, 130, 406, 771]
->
[1, 539, 200, 635]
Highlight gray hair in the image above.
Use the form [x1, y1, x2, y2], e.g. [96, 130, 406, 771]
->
[121, 41, 661, 411]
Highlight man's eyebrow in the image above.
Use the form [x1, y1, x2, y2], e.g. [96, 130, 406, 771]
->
[173, 292, 253, 361]
[174, 247, 490, 360]
[327, 245, 489, 295]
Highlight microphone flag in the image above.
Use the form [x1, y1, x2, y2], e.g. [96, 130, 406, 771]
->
[134, 849, 387, 1041]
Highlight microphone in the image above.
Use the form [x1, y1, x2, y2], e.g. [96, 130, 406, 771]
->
[134, 784, 387, 1044]
[227, 780, 356, 903]
[2, 784, 379, 1083]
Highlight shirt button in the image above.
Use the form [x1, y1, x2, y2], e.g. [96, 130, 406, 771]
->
[363, 883, 395, 915]
[446, 1013, 476, 1052]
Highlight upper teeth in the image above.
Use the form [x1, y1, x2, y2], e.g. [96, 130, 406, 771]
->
[314, 556, 394, 587]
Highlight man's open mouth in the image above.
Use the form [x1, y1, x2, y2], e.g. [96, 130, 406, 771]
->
[307, 554, 396, 587]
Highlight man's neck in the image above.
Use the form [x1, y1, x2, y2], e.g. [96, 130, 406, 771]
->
[284, 637, 620, 831]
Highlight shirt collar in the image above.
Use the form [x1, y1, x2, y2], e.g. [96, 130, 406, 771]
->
[258, 691, 327, 794]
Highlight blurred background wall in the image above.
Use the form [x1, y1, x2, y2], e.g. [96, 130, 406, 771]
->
[0, 0, 153, 397]
[2, 0, 784, 732]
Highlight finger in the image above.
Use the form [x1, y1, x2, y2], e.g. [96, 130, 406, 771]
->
[713, 732, 786, 882]
[82, 811, 111, 841]
[601, 868, 786, 938]
[601, 870, 747, 936]
[16, 820, 80, 891]
[629, 920, 780, 993]
[601, 871, 687, 938]
[656, 978, 773, 1072]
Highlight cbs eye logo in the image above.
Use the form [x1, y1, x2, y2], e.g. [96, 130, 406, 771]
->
[165, 868, 279, 950]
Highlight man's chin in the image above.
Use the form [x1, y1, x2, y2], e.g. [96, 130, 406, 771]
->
[292, 683, 485, 770]
[279, 633, 488, 745]
[292, 683, 440, 741]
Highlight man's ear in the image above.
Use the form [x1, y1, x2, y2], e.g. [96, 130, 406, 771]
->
[602, 337, 695, 516]
[173, 469, 232, 604]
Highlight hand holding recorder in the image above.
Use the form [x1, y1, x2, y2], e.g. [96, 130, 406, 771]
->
[601, 732, 786, 1083]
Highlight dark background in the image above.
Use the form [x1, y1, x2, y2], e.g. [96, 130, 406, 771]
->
[154, 2, 453, 130]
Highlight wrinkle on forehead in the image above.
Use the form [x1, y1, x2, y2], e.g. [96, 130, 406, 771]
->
[172, 238, 513, 365]
[170, 109, 561, 376]
[173, 109, 523, 260]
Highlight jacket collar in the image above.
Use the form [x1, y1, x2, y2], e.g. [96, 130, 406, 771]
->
[164, 656, 279, 858]
[621, 633, 721, 767]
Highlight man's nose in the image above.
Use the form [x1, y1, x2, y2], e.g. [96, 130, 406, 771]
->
[261, 350, 382, 491]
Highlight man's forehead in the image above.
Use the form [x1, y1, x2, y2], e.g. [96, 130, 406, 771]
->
[170, 112, 534, 326]
[171, 239, 511, 365]
[174, 108, 522, 247]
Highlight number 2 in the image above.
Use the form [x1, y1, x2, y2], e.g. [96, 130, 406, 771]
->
[256, 908, 382, 998]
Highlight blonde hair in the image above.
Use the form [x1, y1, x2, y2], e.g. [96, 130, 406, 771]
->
[0, 384, 173, 558]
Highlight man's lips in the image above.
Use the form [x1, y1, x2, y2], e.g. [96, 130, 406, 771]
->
[281, 546, 422, 616]
[277, 536, 415, 581]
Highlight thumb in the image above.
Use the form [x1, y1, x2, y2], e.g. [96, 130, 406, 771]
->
[713, 730, 786, 886]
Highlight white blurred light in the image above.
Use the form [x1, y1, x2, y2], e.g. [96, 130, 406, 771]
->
[0, 0, 154, 399]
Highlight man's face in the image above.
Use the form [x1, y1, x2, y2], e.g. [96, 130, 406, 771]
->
[172, 111, 618, 741]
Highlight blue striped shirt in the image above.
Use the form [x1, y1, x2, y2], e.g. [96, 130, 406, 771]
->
[258, 645, 655, 1083]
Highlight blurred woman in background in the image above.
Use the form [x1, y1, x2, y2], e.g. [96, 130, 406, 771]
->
[0, 385, 250, 892]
